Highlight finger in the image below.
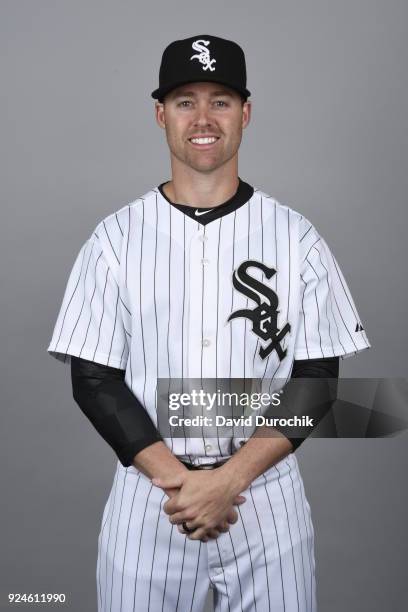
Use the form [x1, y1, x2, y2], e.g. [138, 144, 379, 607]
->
[152, 475, 185, 489]
[187, 528, 207, 541]
[227, 509, 238, 524]
[206, 529, 221, 539]
[182, 521, 198, 534]
[168, 514, 185, 525]
[168, 512, 195, 525]
[217, 521, 230, 533]
[163, 487, 181, 499]
[164, 500, 192, 517]
[163, 500, 179, 515]
[187, 524, 223, 540]
[233, 495, 246, 505]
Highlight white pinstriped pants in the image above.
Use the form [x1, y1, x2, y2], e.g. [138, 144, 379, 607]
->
[96, 453, 316, 612]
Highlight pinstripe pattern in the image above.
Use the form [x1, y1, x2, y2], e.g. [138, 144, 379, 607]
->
[48, 184, 371, 611]
[96, 454, 315, 612]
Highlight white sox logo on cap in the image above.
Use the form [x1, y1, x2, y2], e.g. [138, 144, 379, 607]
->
[190, 39, 216, 72]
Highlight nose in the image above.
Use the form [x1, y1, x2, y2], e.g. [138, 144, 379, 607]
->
[193, 102, 213, 128]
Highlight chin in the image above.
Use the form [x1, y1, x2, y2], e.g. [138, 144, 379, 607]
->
[187, 155, 227, 173]
[192, 163, 224, 174]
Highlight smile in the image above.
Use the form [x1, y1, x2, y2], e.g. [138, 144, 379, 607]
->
[188, 136, 220, 146]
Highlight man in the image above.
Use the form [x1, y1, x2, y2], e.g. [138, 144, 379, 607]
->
[47, 35, 371, 611]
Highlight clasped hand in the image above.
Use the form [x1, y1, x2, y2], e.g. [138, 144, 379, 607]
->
[152, 469, 246, 542]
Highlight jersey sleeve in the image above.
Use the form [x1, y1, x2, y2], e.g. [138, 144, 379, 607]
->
[47, 233, 129, 369]
[294, 223, 371, 360]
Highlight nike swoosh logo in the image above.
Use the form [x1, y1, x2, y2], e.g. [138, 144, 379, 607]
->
[194, 209, 212, 216]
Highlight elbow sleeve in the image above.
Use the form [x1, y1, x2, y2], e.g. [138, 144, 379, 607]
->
[70, 357, 163, 467]
[271, 356, 340, 452]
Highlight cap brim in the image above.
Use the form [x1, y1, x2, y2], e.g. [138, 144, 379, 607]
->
[151, 77, 251, 101]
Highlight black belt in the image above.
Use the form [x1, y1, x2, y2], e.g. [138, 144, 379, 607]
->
[180, 460, 229, 470]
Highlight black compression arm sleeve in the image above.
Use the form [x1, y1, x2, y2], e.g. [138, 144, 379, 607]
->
[70, 355, 339, 465]
[291, 356, 339, 379]
[70, 356, 163, 467]
[268, 356, 339, 451]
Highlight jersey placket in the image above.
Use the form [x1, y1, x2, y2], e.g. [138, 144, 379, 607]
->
[186, 221, 220, 459]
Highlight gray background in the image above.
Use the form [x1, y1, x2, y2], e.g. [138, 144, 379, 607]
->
[1, 0, 407, 610]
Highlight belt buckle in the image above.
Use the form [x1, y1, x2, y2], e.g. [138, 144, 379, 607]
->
[181, 460, 228, 470]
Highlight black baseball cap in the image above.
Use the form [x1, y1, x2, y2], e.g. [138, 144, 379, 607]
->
[151, 34, 251, 102]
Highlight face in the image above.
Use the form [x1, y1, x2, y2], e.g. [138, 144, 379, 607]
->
[155, 82, 251, 174]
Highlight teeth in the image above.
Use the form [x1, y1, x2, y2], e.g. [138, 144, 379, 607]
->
[190, 137, 218, 144]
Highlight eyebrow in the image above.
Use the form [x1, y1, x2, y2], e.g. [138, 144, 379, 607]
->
[172, 90, 233, 99]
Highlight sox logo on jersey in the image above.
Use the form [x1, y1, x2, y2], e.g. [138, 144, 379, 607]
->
[190, 39, 217, 71]
[227, 260, 291, 361]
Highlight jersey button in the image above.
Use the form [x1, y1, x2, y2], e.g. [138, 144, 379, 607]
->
[202, 338, 211, 347]
[205, 444, 212, 452]
[198, 234, 207, 242]
[201, 258, 209, 266]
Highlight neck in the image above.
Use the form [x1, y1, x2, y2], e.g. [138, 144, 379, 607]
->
[163, 158, 240, 208]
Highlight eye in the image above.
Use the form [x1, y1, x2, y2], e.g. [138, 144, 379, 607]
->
[214, 100, 228, 108]
[178, 100, 192, 108]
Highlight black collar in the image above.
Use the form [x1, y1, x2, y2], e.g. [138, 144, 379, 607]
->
[158, 178, 254, 225]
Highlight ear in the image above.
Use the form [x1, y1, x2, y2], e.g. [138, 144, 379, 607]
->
[242, 100, 252, 129]
[155, 101, 166, 129]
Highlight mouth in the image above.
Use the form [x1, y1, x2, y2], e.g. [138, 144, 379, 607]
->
[188, 136, 220, 149]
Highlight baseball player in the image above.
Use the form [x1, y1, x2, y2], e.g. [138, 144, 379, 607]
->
[47, 34, 371, 611]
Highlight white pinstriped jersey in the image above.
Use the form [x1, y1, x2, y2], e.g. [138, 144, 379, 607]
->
[47, 184, 371, 464]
